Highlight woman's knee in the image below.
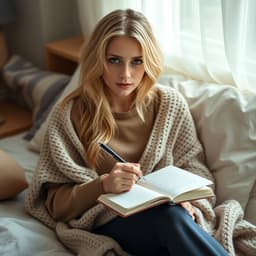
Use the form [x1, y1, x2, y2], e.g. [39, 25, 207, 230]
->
[153, 204, 192, 228]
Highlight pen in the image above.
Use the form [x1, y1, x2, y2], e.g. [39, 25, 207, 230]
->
[99, 143, 126, 163]
[99, 143, 145, 182]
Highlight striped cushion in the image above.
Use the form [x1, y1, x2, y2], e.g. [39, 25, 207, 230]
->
[27, 66, 80, 152]
[2, 55, 70, 140]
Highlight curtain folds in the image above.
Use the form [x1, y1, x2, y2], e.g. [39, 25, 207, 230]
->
[77, 0, 256, 93]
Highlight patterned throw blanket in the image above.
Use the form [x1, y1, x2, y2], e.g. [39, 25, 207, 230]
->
[24, 86, 256, 256]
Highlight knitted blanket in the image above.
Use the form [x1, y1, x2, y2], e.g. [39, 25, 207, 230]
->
[24, 86, 256, 256]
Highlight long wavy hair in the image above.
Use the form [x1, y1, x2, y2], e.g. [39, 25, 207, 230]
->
[61, 9, 163, 168]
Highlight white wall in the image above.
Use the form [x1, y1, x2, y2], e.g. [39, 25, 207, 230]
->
[4, 0, 81, 68]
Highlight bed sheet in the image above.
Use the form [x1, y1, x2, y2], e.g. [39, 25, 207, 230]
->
[0, 133, 73, 256]
[0, 191, 73, 256]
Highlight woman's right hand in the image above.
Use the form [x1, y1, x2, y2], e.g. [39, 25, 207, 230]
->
[101, 162, 142, 194]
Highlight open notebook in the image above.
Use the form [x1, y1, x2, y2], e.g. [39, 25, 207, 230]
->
[97, 165, 214, 217]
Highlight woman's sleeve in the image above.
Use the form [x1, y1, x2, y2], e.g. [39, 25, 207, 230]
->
[45, 177, 105, 222]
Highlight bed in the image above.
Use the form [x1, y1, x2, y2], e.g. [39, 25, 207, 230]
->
[0, 57, 255, 255]
[0, 56, 81, 255]
[0, 132, 73, 256]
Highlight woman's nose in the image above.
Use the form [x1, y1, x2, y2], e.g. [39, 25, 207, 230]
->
[120, 63, 131, 79]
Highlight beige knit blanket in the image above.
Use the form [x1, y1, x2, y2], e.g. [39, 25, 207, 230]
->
[25, 85, 256, 256]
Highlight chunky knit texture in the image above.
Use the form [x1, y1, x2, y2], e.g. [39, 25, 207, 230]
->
[24, 85, 256, 256]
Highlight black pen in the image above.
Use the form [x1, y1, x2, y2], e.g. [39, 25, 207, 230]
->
[99, 143, 126, 163]
[99, 143, 145, 182]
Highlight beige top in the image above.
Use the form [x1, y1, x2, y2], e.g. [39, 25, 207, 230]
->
[45, 97, 158, 221]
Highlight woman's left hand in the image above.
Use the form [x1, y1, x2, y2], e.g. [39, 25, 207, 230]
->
[179, 201, 195, 221]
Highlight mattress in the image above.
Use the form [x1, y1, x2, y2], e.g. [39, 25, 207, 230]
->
[0, 133, 73, 256]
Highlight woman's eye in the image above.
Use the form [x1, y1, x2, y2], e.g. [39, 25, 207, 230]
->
[132, 59, 143, 65]
[108, 57, 120, 64]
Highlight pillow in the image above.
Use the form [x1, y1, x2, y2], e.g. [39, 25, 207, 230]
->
[27, 65, 80, 152]
[245, 183, 256, 224]
[158, 74, 256, 224]
[0, 150, 28, 200]
[2, 55, 71, 140]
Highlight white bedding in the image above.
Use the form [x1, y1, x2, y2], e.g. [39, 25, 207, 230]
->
[0, 133, 73, 256]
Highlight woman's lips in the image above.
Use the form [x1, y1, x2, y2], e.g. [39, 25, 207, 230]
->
[116, 83, 132, 88]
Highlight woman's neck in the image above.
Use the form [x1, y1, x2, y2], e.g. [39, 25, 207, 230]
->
[110, 100, 134, 113]
[108, 93, 136, 113]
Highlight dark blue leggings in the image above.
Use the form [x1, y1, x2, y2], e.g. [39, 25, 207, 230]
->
[93, 204, 228, 256]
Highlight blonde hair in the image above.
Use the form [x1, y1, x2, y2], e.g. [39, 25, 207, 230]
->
[61, 9, 162, 167]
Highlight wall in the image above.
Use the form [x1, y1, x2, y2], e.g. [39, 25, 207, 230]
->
[3, 0, 81, 68]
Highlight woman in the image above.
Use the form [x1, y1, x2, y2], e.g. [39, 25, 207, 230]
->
[25, 9, 228, 256]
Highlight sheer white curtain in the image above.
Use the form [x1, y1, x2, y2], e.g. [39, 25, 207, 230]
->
[77, 0, 256, 93]
[77, 0, 142, 36]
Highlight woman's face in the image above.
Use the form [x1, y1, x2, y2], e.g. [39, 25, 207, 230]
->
[102, 36, 145, 109]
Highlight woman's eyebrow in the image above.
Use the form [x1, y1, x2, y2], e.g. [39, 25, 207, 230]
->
[106, 54, 143, 59]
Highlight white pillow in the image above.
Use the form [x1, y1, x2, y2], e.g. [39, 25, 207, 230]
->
[158, 74, 256, 224]
[27, 66, 80, 152]
[245, 183, 256, 224]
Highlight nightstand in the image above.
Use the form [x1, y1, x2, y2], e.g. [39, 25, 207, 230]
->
[45, 36, 84, 75]
[0, 100, 32, 139]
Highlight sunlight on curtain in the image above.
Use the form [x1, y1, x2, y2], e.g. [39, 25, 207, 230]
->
[222, 0, 256, 92]
[77, 0, 142, 36]
[77, 0, 256, 93]
[161, 0, 256, 93]
[161, 0, 235, 85]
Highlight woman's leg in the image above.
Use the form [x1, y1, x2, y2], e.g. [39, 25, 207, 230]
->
[93, 204, 228, 256]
